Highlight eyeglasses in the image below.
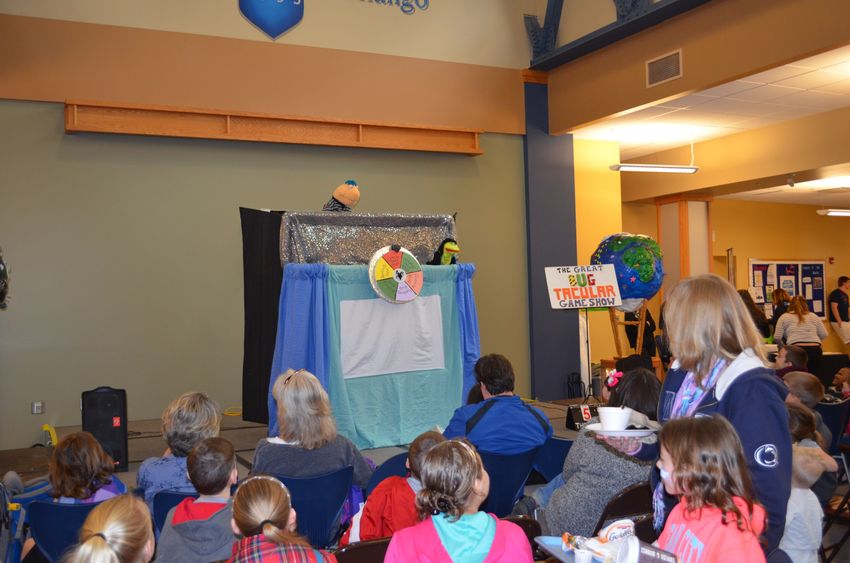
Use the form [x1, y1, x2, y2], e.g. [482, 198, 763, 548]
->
[283, 368, 305, 386]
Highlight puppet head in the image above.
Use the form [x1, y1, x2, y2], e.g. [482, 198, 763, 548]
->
[332, 180, 360, 208]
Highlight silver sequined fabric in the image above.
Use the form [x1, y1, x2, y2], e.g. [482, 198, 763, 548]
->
[279, 212, 456, 265]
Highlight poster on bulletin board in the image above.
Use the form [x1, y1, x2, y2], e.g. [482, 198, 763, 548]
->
[748, 259, 826, 319]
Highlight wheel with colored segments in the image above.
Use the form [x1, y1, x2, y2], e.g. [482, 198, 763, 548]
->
[368, 246, 424, 304]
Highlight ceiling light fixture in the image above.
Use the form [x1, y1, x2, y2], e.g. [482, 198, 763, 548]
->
[816, 209, 850, 217]
[610, 163, 699, 174]
[611, 139, 699, 174]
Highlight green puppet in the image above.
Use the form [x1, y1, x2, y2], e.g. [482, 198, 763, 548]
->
[427, 238, 460, 265]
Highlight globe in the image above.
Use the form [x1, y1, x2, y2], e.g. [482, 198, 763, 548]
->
[590, 233, 664, 304]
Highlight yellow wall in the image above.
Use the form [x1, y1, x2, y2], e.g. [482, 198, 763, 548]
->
[711, 199, 850, 352]
[574, 139, 622, 362]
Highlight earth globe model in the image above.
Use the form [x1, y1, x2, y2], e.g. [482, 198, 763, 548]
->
[590, 233, 664, 311]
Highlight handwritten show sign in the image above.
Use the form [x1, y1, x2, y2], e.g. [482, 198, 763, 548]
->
[544, 265, 622, 310]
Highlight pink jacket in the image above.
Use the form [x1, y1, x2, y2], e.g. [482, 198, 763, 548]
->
[384, 514, 533, 563]
[658, 497, 766, 563]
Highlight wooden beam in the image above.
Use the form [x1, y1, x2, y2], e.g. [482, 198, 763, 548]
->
[64, 100, 484, 156]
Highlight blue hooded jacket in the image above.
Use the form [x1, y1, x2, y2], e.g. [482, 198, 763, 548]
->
[654, 349, 792, 555]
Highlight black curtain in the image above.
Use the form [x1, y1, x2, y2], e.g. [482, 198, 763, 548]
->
[240, 208, 284, 423]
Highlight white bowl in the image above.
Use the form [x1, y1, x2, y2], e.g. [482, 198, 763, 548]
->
[597, 406, 634, 431]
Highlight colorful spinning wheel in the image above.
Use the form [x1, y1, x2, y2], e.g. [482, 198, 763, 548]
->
[368, 245, 424, 303]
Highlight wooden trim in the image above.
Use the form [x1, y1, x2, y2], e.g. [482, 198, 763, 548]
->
[678, 201, 690, 277]
[706, 200, 713, 269]
[656, 202, 664, 303]
[64, 100, 483, 156]
[522, 70, 549, 84]
[2, 15, 525, 136]
[653, 193, 713, 205]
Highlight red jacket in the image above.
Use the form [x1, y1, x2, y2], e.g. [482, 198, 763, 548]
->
[340, 476, 418, 546]
[657, 497, 766, 563]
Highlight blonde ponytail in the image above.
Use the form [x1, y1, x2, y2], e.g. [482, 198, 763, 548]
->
[63, 495, 153, 563]
[232, 476, 310, 548]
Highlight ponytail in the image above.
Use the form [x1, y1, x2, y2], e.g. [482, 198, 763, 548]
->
[63, 495, 153, 563]
[232, 476, 310, 548]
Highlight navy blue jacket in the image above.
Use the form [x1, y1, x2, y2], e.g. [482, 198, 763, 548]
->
[443, 395, 552, 454]
[655, 350, 792, 554]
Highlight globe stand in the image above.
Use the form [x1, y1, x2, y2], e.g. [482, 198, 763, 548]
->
[608, 301, 647, 358]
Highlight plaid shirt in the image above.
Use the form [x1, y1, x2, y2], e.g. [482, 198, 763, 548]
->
[229, 535, 337, 563]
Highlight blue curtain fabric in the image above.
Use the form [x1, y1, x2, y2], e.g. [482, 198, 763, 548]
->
[268, 264, 480, 449]
[456, 263, 481, 400]
[268, 264, 329, 437]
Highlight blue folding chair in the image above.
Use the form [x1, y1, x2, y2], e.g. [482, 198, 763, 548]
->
[364, 452, 408, 499]
[152, 491, 199, 533]
[815, 399, 850, 456]
[2, 479, 52, 563]
[28, 501, 100, 562]
[271, 466, 354, 548]
[533, 437, 573, 483]
[479, 448, 541, 517]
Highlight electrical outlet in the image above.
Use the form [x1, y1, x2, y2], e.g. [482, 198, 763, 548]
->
[31, 401, 44, 415]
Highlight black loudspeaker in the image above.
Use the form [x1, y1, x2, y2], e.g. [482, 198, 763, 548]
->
[81, 387, 128, 472]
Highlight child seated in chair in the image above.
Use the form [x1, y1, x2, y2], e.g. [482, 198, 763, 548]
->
[656, 416, 766, 562]
[64, 494, 155, 563]
[229, 475, 337, 562]
[779, 446, 836, 563]
[784, 371, 833, 448]
[20, 431, 127, 562]
[384, 439, 533, 562]
[340, 431, 445, 546]
[156, 437, 238, 562]
[787, 404, 839, 507]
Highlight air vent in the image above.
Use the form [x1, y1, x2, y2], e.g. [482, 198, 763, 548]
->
[646, 50, 682, 87]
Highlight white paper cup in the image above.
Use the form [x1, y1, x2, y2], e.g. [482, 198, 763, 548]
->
[574, 549, 594, 563]
[598, 406, 633, 431]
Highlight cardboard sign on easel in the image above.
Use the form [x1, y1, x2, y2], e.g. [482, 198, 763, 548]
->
[544, 265, 622, 309]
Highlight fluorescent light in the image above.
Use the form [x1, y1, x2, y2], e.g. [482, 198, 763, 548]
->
[816, 208, 850, 216]
[610, 163, 699, 174]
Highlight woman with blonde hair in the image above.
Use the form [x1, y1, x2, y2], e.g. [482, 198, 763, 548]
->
[228, 476, 336, 562]
[252, 369, 372, 487]
[773, 295, 827, 375]
[137, 391, 221, 506]
[385, 439, 533, 562]
[64, 494, 154, 563]
[656, 274, 791, 557]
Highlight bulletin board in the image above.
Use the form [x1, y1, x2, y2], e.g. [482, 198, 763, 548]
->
[748, 259, 827, 319]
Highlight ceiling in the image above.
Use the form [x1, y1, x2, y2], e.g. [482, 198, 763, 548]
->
[718, 176, 850, 208]
[572, 45, 850, 207]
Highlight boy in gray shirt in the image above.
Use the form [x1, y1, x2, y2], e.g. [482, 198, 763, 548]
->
[157, 437, 238, 562]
